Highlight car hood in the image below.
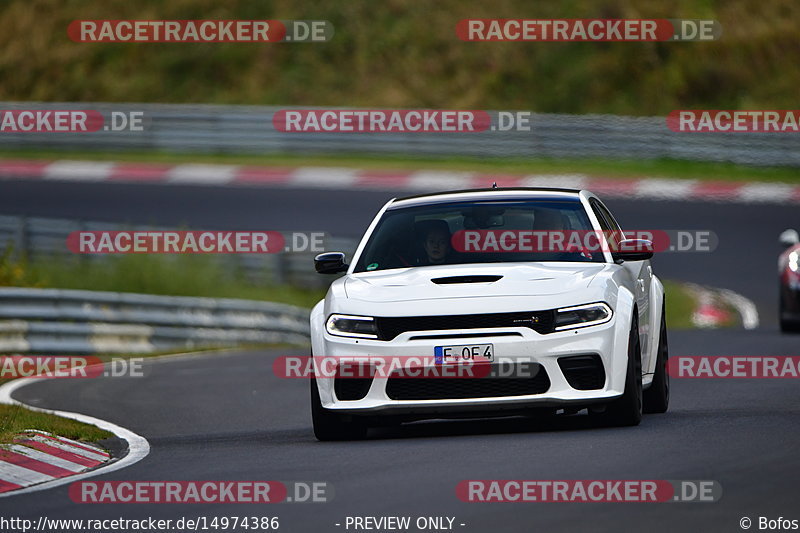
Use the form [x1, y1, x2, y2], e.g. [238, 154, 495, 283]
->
[343, 263, 606, 303]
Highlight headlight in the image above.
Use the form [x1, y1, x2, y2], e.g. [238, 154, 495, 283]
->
[554, 303, 613, 331]
[325, 314, 378, 339]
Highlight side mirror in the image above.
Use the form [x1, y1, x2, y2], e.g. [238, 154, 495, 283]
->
[612, 239, 654, 263]
[779, 229, 799, 249]
[314, 252, 348, 274]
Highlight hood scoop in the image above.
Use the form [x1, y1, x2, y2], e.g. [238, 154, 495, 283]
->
[431, 275, 503, 285]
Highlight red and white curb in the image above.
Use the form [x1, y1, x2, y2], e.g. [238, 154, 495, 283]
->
[0, 376, 150, 497]
[685, 283, 760, 330]
[1, 159, 799, 204]
[0, 430, 110, 493]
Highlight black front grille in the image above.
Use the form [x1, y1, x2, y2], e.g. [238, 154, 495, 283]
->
[386, 365, 550, 400]
[558, 354, 606, 390]
[375, 311, 554, 340]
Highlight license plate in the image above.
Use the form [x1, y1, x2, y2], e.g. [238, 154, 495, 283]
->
[434, 344, 494, 365]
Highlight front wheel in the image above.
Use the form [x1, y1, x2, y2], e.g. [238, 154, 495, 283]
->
[779, 289, 800, 333]
[780, 318, 800, 333]
[643, 303, 669, 414]
[310, 378, 368, 441]
[596, 313, 642, 427]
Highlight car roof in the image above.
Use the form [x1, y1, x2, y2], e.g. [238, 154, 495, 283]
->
[389, 188, 585, 209]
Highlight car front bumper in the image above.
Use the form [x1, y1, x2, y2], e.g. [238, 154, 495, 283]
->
[313, 318, 630, 415]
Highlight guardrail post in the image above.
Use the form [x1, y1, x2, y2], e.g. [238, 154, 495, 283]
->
[273, 253, 288, 285]
[12, 216, 28, 259]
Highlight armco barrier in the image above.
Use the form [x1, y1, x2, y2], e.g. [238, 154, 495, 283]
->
[0, 287, 311, 354]
[0, 214, 359, 289]
[0, 102, 798, 166]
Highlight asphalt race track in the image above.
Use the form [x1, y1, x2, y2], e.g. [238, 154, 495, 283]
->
[1, 178, 798, 532]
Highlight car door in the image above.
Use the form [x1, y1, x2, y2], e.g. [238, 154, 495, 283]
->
[590, 199, 652, 366]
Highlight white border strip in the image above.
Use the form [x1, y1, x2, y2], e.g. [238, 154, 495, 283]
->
[7, 444, 87, 473]
[718, 288, 760, 330]
[290, 167, 359, 188]
[0, 461, 54, 485]
[21, 433, 109, 461]
[5, 159, 800, 205]
[167, 164, 239, 185]
[684, 282, 760, 330]
[43, 161, 115, 182]
[0, 377, 150, 498]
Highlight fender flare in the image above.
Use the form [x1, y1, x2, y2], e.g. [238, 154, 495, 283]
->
[645, 275, 666, 376]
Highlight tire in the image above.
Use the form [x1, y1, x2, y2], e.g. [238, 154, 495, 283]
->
[643, 303, 669, 414]
[779, 288, 800, 333]
[779, 293, 800, 333]
[597, 313, 642, 427]
[780, 318, 800, 333]
[310, 378, 367, 441]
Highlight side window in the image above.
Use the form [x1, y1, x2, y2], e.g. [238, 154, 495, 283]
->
[590, 199, 622, 251]
[589, 199, 612, 231]
[594, 200, 622, 233]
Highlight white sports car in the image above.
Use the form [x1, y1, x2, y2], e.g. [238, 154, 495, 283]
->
[310, 188, 669, 440]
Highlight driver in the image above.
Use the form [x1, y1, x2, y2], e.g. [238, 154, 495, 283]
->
[416, 219, 452, 265]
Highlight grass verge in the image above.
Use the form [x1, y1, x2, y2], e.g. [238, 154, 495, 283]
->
[0, 404, 112, 446]
[663, 280, 701, 330]
[2, 250, 326, 309]
[1, 148, 799, 184]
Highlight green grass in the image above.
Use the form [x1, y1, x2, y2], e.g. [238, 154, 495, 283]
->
[664, 280, 746, 329]
[1, 0, 799, 116]
[2, 148, 799, 183]
[663, 280, 697, 330]
[0, 404, 112, 446]
[10, 252, 326, 309]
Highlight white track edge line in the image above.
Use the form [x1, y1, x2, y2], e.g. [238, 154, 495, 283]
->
[0, 377, 150, 498]
[718, 288, 761, 330]
[684, 282, 760, 330]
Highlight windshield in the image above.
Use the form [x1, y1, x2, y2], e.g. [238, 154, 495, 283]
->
[353, 198, 605, 273]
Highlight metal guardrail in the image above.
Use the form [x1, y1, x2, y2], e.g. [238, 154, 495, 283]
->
[0, 215, 357, 353]
[1, 102, 798, 167]
[0, 214, 359, 289]
[0, 287, 311, 354]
